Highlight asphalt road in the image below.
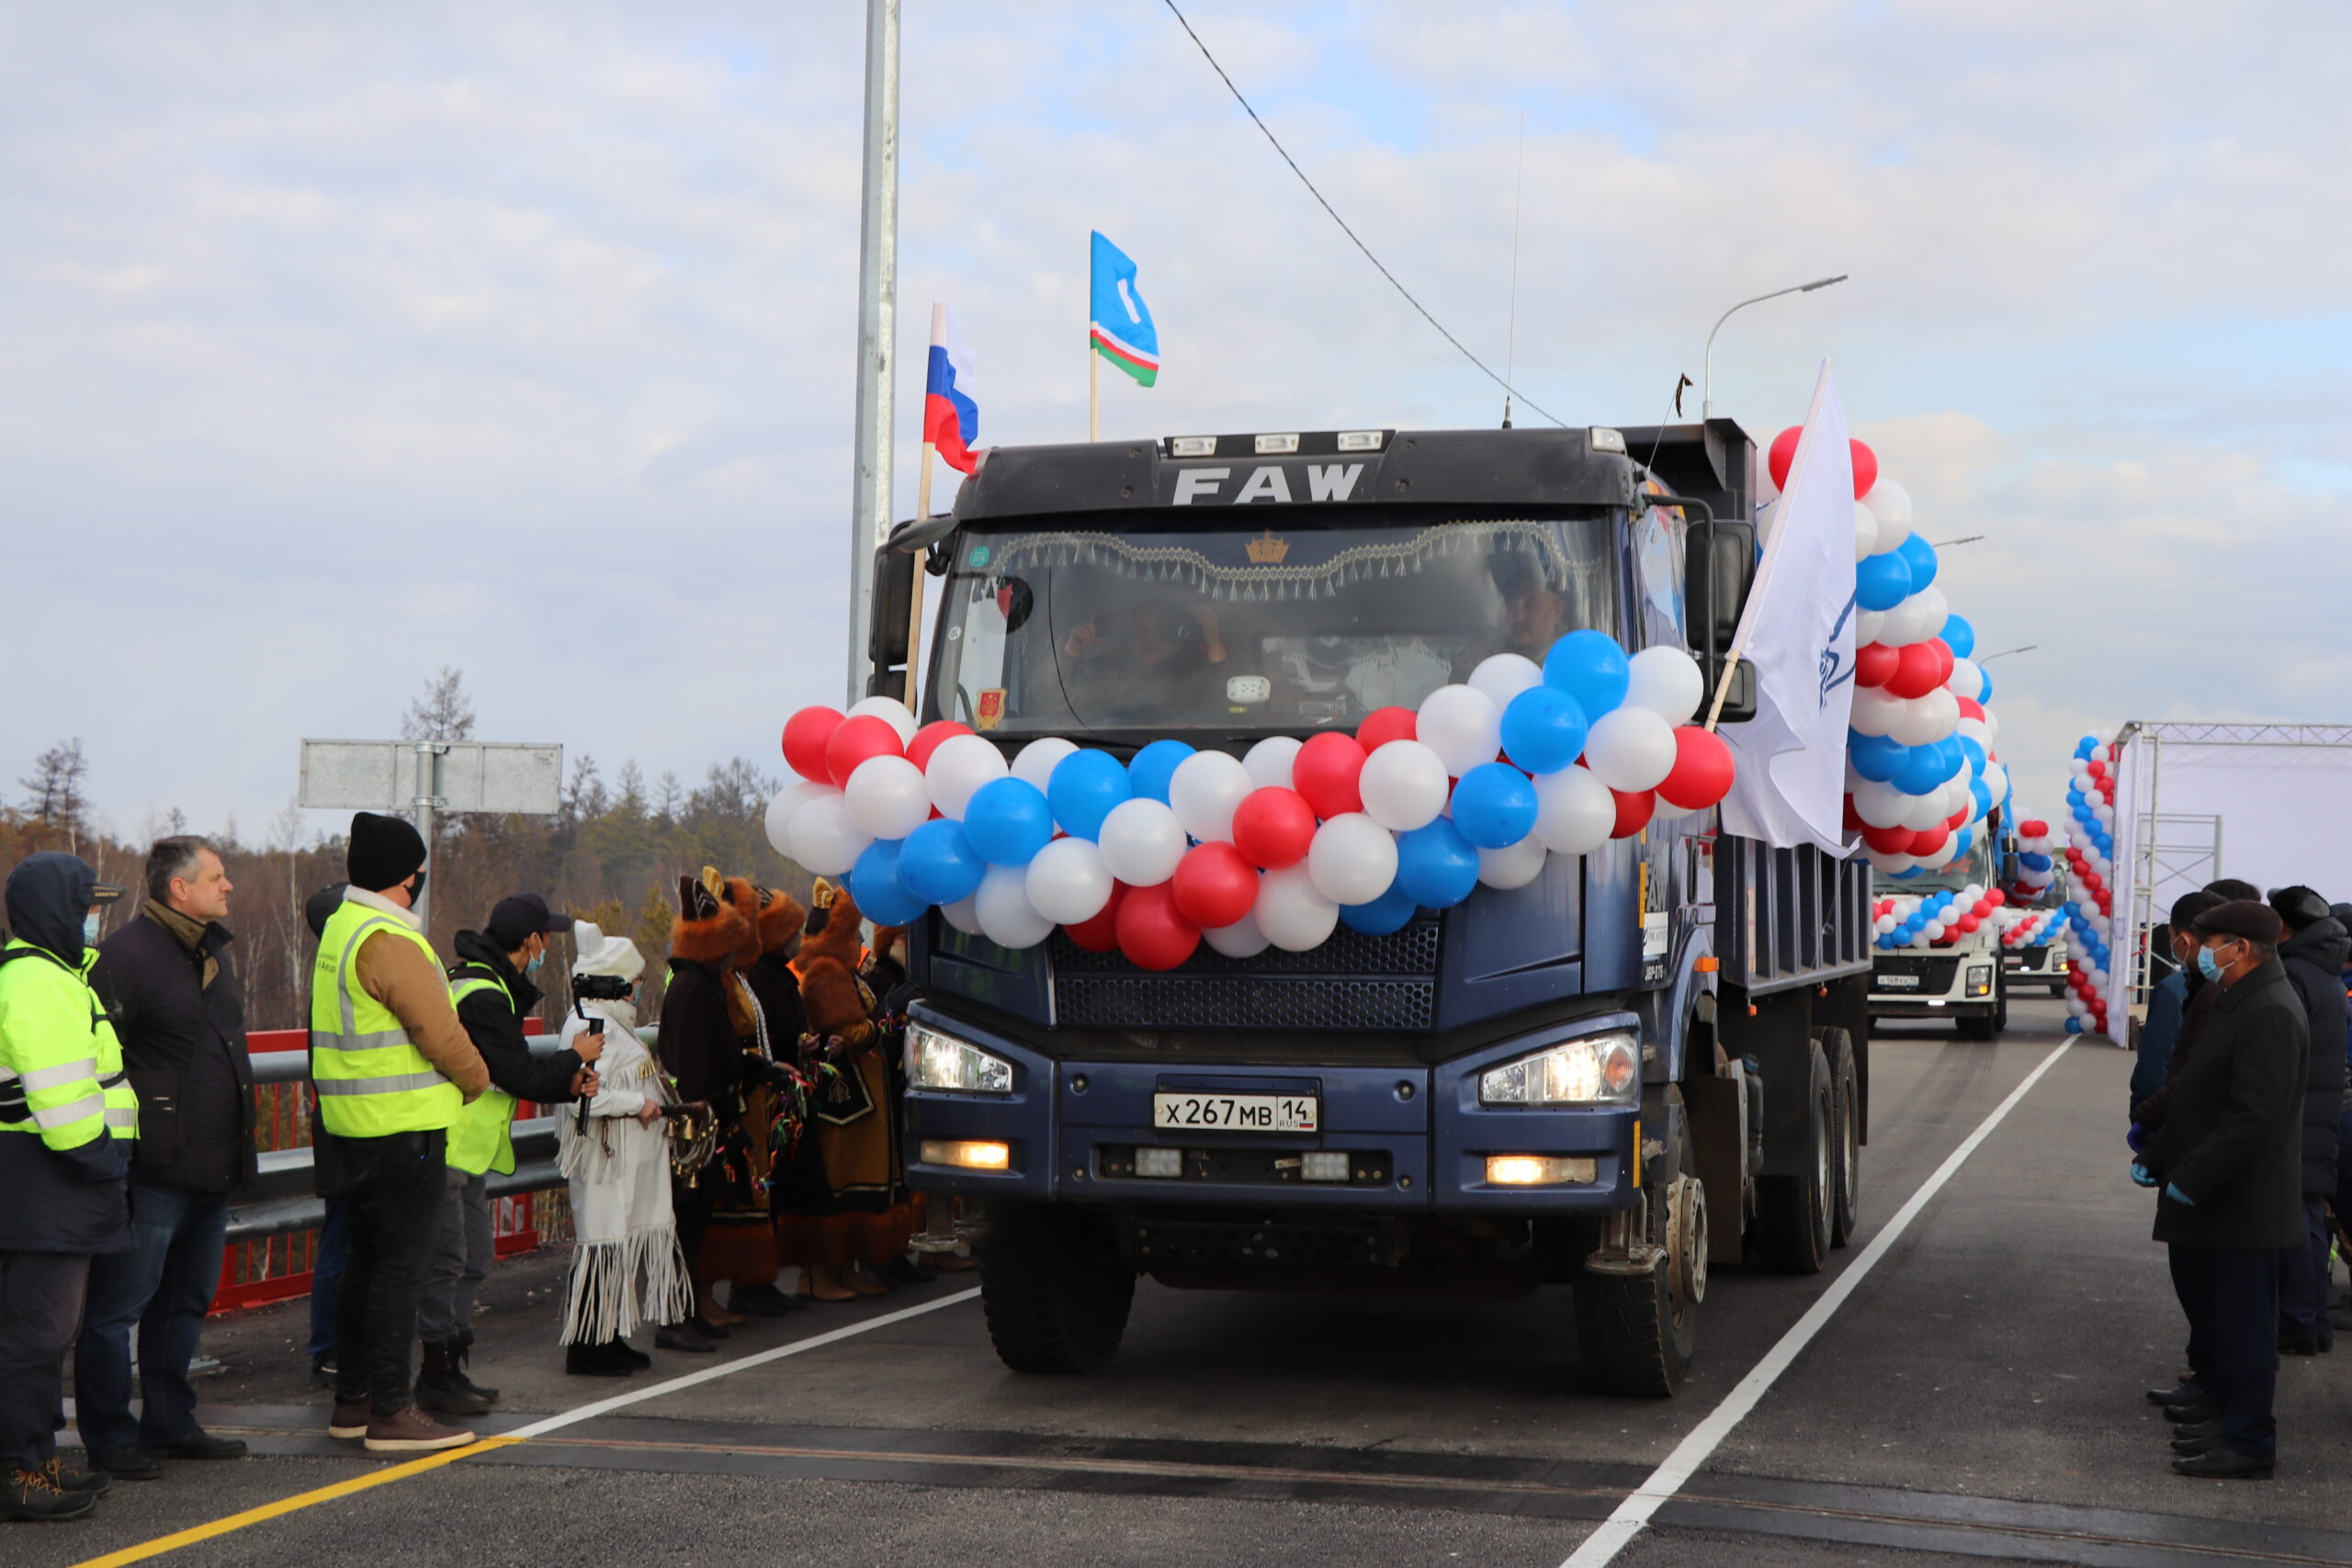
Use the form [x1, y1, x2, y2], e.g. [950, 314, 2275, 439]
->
[23, 997, 2352, 1568]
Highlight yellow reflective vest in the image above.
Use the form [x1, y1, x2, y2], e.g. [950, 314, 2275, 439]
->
[310, 899, 461, 1138]
[444, 965, 519, 1178]
[0, 938, 138, 1148]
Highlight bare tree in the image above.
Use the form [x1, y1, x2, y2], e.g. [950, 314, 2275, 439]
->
[615, 761, 649, 819]
[401, 667, 477, 742]
[563, 754, 608, 822]
[20, 739, 91, 852]
[653, 771, 684, 821]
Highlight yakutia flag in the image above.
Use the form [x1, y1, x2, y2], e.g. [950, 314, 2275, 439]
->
[1718, 362, 1860, 856]
[1090, 231, 1159, 387]
[923, 304, 980, 474]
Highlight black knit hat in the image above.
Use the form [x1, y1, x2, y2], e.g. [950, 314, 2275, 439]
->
[2267, 885, 2332, 932]
[2192, 899, 2282, 943]
[304, 882, 349, 939]
[346, 811, 426, 891]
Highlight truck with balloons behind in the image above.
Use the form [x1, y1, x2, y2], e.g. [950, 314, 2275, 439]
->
[786, 418, 1893, 1398]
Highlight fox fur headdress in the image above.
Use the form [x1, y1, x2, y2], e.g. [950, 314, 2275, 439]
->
[753, 885, 808, 961]
[669, 865, 752, 966]
[798, 878, 875, 1045]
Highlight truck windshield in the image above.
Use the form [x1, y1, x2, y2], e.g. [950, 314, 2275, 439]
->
[1875, 834, 1996, 897]
[931, 508, 1620, 739]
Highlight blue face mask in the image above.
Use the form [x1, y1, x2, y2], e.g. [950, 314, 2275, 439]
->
[2196, 944, 2225, 983]
[526, 949, 546, 976]
[83, 912, 102, 947]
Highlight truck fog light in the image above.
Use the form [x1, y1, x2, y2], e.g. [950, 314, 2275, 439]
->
[1301, 1151, 1351, 1183]
[1486, 1155, 1598, 1187]
[921, 1139, 1010, 1171]
[1135, 1146, 1182, 1179]
[1965, 964, 1993, 998]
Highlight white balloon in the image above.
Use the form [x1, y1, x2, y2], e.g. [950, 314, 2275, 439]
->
[1477, 835, 1549, 890]
[1533, 765, 1616, 855]
[1955, 716, 1991, 748]
[1467, 653, 1544, 713]
[2067, 757, 2091, 777]
[1981, 761, 2009, 803]
[1890, 688, 1958, 748]
[1096, 797, 1187, 886]
[1921, 838, 1959, 870]
[789, 795, 873, 876]
[2091, 742, 2110, 762]
[845, 695, 918, 746]
[1856, 608, 1886, 646]
[1255, 865, 1339, 953]
[1873, 913, 1896, 934]
[1204, 909, 1271, 958]
[1358, 740, 1451, 831]
[940, 894, 983, 934]
[1862, 478, 1912, 549]
[1843, 757, 1867, 794]
[1243, 736, 1302, 792]
[1169, 749, 1252, 843]
[1867, 850, 1915, 874]
[1306, 814, 1399, 906]
[1416, 684, 1504, 779]
[926, 733, 1007, 819]
[1024, 836, 1114, 925]
[1901, 789, 1949, 832]
[843, 754, 933, 840]
[1852, 501, 1881, 563]
[765, 781, 830, 856]
[1853, 780, 1909, 829]
[1945, 657, 1984, 702]
[1849, 685, 1905, 739]
[1582, 705, 1677, 793]
[1011, 737, 1079, 793]
[975, 863, 1054, 948]
[1983, 708, 2000, 743]
[1625, 646, 1704, 725]
[1892, 585, 1951, 648]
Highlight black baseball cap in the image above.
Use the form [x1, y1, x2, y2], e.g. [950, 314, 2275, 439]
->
[486, 894, 572, 949]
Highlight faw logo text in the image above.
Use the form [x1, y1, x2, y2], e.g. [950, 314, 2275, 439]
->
[1171, 463, 1366, 505]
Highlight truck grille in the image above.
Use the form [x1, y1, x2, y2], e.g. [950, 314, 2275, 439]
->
[1050, 922, 1440, 1032]
[1875, 954, 1961, 993]
[2017, 945, 2050, 967]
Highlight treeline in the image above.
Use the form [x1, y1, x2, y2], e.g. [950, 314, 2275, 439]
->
[4, 672, 813, 1030]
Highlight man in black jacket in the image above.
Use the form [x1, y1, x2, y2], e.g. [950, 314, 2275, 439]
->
[75, 839, 253, 1481]
[2267, 886, 2347, 1354]
[2135, 900, 2308, 1480]
[413, 894, 596, 1415]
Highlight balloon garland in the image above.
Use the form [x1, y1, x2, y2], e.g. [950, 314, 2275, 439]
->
[1995, 905, 2064, 952]
[1870, 883, 2006, 951]
[2056, 734, 2117, 1036]
[763, 640, 1736, 965]
[2007, 817, 2056, 903]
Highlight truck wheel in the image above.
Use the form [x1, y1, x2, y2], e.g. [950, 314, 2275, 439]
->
[1755, 1040, 1832, 1275]
[1823, 1029, 1860, 1248]
[1573, 1130, 1700, 1397]
[976, 1202, 1136, 1373]
[1993, 972, 2010, 1035]
[1957, 1006, 1996, 1041]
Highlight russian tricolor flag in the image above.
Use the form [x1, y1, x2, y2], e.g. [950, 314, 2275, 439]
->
[923, 303, 980, 474]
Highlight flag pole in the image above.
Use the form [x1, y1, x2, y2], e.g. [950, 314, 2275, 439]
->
[1089, 341, 1100, 442]
[901, 440, 934, 706]
[1703, 364, 1832, 732]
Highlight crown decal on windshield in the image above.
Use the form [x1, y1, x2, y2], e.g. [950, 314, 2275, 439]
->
[1245, 529, 1290, 564]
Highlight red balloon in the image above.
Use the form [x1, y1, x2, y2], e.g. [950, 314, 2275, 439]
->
[1908, 823, 1950, 858]
[1231, 787, 1317, 869]
[1065, 883, 1129, 953]
[783, 705, 844, 783]
[824, 715, 902, 788]
[1768, 425, 1803, 491]
[2086, 760, 2108, 783]
[1955, 914, 1980, 934]
[1985, 888, 2006, 908]
[2019, 819, 2046, 838]
[1886, 639, 1951, 700]
[1356, 707, 1418, 751]
[1294, 733, 1368, 818]
[1955, 696, 1985, 723]
[1850, 439, 1879, 501]
[1854, 642, 1899, 689]
[1862, 822, 1915, 855]
[1170, 842, 1260, 929]
[907, 720, 974, 771]
[1845, 794, 1866, 831]
[1946, 806, 1969, 831]
[1115, 882, 1201, 972]
[1609, 787, 1655, 840]
[1657, 726, 1736, 810]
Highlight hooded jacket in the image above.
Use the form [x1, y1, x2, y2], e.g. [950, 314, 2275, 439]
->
[2276, 916, 2349, 1196]
[448, 928, 586, 1105]
[2143, 955, 2307, 1251]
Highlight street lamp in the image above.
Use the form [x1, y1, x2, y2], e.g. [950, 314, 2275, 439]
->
[1702, 275, 1849, 420]
[1975, 645, 2037, 664]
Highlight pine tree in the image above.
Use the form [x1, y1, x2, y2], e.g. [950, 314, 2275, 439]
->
[19, 739, 91, 850]
[401, 667, 477, 742]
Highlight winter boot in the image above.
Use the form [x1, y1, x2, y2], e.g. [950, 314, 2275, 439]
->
[363, 1407, 476, 1455]
[416, 1342, 492, 1416]
[3, 1464, 96, 1521]
[454, 1327, 500, 1404]
[565, 1340, 630, 1378]
[613, 1337, 651, 1370]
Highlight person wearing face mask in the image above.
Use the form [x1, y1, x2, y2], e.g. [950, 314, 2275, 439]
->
[0, 853, 131, 1520]
[2265, 886, 2346, 1355]
[2132, 891, 2228, 1128]
[414, 894, 602, 1416]
[2132, 899, 2308, 1481]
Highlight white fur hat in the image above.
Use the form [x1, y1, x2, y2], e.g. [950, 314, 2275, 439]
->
[571, 919, 645, 983]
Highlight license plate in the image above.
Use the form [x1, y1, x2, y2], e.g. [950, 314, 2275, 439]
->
[2001, 956, 2024, 969]
[1151, 1092, 1318, 1133]
[1878, 974, 1921, 990]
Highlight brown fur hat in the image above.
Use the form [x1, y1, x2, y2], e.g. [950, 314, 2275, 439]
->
[798, 877, 867, 971]
[797, 878, 876, 1044]
[754, 885, 808, 961]
[719, 874, 764, 969]
[670, 866, 752, 966]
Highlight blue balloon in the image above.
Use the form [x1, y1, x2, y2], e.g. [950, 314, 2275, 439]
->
[1047, 748, 1131, 840]
[1895, 741, 1949, 795]
[1969, 779, 1994, 820]
[1339, 881, 1418, 935]
[1499, 684, 1589, 775]
[1959, 735, 1987, 776]
[1394, 819, 1480, 908]
[962, 776, 1053, 866]
[1850, 731, 1907, 784]
[1450, 763, 1539, 850]
[2064, 1015, 2085, 1034]
[2061, 900, 2080, 917]
[1856, 549, 1913, 613]
[1895, 532, 1939, 593]
[1891, 865, 1925, 880]
[2075, 736, 2097, 759]
[1978, 669, 1995, 705]
[2019, 851, 2051, 872]
[1543, 629, 1630, 718]
[1951, 828, 1973, 860]
[850, 839, 928, 926]
[899, 818, 987, 906]
[1128, 739, 1193, 804]
[1939, 614, 1976, 660]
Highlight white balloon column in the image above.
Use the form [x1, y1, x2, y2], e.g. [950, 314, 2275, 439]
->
[2055, 735, 2118, 1037]
[2007, 817, 2056, 904]
[761, 635, 1739, 970]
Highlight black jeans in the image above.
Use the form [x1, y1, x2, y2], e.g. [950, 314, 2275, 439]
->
[0, 1251, 91, 1472]
[2175, 1245, 2284, 1461]
[2166, 1243, 2211, 1384]
[324, 1130, 447, 1416]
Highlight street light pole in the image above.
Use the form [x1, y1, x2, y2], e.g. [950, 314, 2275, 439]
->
[1975, 645, 2038, 664]
[1702, 274, 1849, 420]
[844, 0, 900, 705]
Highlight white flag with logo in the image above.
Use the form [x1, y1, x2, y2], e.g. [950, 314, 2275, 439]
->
[1717, 361, 1859, 855]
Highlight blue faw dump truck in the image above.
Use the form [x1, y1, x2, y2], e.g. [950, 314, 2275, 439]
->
[863, 420, 1872, 1395]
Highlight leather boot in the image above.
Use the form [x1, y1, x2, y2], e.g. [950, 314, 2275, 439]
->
[454, 1328, 500, 1404]
[566, 1340, 631, 1378]
[416, 1342, 492, 1416]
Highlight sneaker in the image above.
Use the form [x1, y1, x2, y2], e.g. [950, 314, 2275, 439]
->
[43, 1457, 110, 1497]
[92, 1445, 163, 1482]
[311, 1354, 338, 1390]
[3, 1465, 96, 1522]
[328, 1400, 371, 1440]
[362, 1407, 477, 1455]
[164, 1429, 248, 1461]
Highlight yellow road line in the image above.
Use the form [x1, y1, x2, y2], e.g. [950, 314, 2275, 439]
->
[68, 1437, 521, 1568]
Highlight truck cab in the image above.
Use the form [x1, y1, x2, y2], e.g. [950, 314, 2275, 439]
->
[1868, 831, 2007, 1038]
[877, 423, 1873, 1396]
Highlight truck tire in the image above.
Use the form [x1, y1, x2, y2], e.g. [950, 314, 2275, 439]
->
[1573, 1126, 1700, 1397]
[1823, 1029, 1860, 1248]
[1755, 1040, 1832, 1275]
[976, 1202, 1136, 1374]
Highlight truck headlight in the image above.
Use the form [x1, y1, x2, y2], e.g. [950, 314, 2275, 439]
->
[1965, 964, 1993, 998]
[1478, 1032, 1640, 1106]
[904, 1022, 1013, 1094]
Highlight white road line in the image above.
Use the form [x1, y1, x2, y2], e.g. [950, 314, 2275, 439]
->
[502, 1287, 982, 1440]
[1559, 1038, 2074, 1568]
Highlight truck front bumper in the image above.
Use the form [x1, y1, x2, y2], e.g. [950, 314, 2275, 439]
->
[1870, 953, 1997, 1016]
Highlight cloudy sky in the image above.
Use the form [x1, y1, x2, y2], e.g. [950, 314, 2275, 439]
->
[5, 0, 2348, 842]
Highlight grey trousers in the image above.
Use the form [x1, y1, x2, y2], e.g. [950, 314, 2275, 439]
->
[414, 1168, 491, 1346]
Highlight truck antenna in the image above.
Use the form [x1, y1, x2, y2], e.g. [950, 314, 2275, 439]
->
[1501, 111, 1525, 431]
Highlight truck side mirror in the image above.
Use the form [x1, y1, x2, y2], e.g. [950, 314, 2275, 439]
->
[1686, 520, 1757, 724]
[869, 543, 915, 670]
